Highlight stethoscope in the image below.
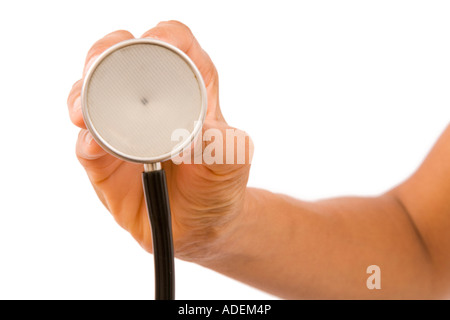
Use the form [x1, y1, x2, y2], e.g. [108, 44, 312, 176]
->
[81, 38, 207, 300]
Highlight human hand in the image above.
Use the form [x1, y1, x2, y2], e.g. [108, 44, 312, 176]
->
[67, 21, 253, 262]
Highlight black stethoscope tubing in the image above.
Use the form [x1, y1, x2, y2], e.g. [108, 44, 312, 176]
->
[142, 167, 175, 300]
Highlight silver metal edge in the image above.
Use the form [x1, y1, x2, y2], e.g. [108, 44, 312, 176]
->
[81, 38, 208, 164]
[143, 162, 162, 172]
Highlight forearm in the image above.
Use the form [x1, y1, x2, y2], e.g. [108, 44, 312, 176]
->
[201, 187, 436, 299]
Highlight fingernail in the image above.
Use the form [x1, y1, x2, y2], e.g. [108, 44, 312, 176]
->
[84, 56, 97, 75]
[84, 131, 93, 145]
[73, 96, 81, 112]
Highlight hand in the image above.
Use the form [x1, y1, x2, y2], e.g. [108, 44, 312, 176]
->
[67, 21, 253, 262]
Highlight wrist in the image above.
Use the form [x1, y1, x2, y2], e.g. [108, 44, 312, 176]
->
[195, 187, 263, 268]
[174, 187, 251, 263]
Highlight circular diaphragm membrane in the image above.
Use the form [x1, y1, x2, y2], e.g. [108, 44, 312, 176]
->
[82, 38, 207, 163]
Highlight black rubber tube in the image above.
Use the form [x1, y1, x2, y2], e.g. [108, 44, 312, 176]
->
[142, 169, 175, 300]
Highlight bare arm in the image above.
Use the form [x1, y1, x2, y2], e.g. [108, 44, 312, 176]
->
[201, 124, 450, 299]
[69, 22, 449, 299]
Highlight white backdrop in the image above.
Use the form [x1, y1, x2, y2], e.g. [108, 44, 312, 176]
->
[0, 0, 449, 299]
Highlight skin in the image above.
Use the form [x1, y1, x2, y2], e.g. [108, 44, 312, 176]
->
[67, 20, 450, 299]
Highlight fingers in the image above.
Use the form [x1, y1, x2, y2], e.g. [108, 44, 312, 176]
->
[83, 30, 135, 77]
[69, 22, 225, 129]
[67, 30, 135, 129]
[76, 129, 120, 182]
[141, 20, 224, 122]
[67, 79, 85, 128]
[76, 130, 107, 160]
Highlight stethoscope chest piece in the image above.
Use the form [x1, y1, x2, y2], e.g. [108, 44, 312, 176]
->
[81, 38, 207, 300]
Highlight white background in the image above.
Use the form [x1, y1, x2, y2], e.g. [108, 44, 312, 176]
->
[0, 0, 449, 299]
